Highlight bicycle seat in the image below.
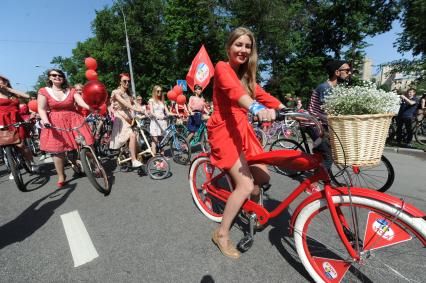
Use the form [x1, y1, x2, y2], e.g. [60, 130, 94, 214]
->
[246, 150, 319, 171]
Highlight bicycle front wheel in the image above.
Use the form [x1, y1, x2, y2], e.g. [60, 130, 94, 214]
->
[189, 156, 233, 223]
[294, 195, 426, 283]
[4, 146, 26, 192]
[170, 134, 191, 165]
[254, 127, 267, 148]
[146, 156, 170, 180]
[80, 147, 110, 195]
[329, 155, 394, 193]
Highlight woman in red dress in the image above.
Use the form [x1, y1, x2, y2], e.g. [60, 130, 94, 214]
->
[37, 69, 94, 188]
[208, 27, 284, 259]
[0, 75, 36, 171]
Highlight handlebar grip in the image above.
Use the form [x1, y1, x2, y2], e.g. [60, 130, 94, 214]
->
[44, 123, 51, 128]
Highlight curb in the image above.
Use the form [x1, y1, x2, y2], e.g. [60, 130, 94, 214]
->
[384, 146, 426, 155]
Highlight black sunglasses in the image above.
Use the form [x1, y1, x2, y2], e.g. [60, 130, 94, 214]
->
[50, 73, 64, 78]
[121, 80, 130, 83]
[339, 68, 351, 73]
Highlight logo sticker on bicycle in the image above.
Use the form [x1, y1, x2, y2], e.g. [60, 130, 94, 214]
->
[372, 218, 394, 240]
[322, 262, 338, 279]
[313, 257, 350, 282]
[363, 211, 412, 251]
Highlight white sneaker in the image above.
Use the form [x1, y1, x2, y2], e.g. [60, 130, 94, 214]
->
[132, 160, 143, 168]
[9, 173, 14, 180]
[39, 155, 46, 161]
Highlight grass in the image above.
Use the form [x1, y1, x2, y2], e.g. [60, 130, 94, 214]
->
[386, 139, 426, 151]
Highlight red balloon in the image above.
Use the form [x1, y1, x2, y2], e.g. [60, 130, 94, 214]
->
[82, 81, 108, 109]
[176, 94, 187, 105]
[98, 103, 107, 116]
[28, 100, 38, 113]
[85, 69, 98, 81]
[173, 85, 183, 96]
[85, 57, 97, 70]
[167, 90, 178, 101]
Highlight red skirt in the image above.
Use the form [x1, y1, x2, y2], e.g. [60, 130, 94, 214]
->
[207, 113, 263, 170]
[40, 110, 94, 153]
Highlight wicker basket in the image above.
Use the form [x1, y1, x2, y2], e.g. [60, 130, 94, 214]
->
[327, 113, 394, 166]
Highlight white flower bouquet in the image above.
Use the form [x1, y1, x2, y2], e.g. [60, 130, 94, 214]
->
[324, 82, 400, 116]
[324, 82, 399, 166]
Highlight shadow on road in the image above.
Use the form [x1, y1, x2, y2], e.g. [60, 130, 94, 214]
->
[0, 184, 76, 250]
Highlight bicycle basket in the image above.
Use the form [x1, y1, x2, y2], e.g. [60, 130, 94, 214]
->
[0, 129, 21, 145]
[327, 113, 394, 166]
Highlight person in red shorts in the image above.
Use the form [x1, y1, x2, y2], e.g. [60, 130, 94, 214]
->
[37, 69, 94, 188]
[208, 27, 285, 259]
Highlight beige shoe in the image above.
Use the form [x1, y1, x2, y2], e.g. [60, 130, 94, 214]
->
[212, 229, 240, 259]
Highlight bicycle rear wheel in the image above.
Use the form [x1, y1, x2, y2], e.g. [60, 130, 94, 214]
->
[4, 146, 27, 192]
[189, 156, 232, 222]
[170, 134, 191, 165]
[329, 155, 394, 193]
[294, 195, 426, 282]
[414, 120, 426, 145]
[269, 138, 305, 176]
[80, 147, 110, 195]
[146, 156, 170, 180]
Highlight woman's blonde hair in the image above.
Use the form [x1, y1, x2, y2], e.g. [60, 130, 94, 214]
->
[151, 85, 164, 103]
[226, 27, 257, 98]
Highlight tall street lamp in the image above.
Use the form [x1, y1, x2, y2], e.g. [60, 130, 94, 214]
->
[116, 1, 136, 98]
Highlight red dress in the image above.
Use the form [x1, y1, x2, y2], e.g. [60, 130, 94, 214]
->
[207, 61, 281, 170]
[0, 98, 26, 140]
[38, 87, 94, 153]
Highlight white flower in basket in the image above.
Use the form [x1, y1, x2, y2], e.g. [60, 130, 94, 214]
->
[324, 82, 400, 166]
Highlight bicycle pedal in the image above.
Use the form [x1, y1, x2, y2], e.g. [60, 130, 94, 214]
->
[237, 235, 253, 252]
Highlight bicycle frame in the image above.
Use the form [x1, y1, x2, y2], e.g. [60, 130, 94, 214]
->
[195, 110, 425, 263]
[198, 146, 426, 262]
[117, 117, 154, 165]
[47, 115, 103, 170]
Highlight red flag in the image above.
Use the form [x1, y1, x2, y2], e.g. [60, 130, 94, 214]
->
[186, 45, 214, 92]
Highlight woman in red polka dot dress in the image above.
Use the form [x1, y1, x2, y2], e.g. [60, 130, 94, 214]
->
[38, 69, 94, 188]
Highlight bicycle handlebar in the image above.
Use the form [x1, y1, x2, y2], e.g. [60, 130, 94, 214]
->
[275, 109, 324, 138]
[0, 121, 31, 130]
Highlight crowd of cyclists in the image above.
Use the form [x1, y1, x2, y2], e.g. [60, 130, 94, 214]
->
[1, 26, 425, 270]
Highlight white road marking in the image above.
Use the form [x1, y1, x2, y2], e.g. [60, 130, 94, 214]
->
[60, 210, 99, 267]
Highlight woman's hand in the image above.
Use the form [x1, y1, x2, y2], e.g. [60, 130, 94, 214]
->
[257, 108, 276, 122]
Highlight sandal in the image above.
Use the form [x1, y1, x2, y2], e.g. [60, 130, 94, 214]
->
[212, 228, 240, 259]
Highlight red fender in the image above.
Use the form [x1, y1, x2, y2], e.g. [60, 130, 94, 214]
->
[290, 187, 426, 234]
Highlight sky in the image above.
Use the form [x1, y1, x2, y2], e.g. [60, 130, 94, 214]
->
[0, 0, 414, 92]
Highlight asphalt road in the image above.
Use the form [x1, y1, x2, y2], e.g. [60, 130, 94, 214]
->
[0, 149, 425, 282]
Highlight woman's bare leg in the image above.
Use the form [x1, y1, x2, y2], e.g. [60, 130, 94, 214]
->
[151, 136, 158, 155]
[53, 154, 66, 183]
[216, 154, 254, 246]
[129, 131, 138, 161]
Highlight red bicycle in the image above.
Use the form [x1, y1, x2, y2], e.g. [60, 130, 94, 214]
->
[189, 110, 426, 282]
